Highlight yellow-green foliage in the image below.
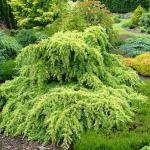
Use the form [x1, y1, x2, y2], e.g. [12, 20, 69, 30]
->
[0, 26, 145, 150]
[131, 5, 145, 25]
[9, 0, 67, 28]
[124, 53, 150, 76]
[46, 1, 117, 45]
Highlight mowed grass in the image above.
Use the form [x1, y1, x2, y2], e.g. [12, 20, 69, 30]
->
[113, 19, 150, 40]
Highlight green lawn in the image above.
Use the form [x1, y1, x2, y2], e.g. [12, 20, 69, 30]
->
[113, 19, 150, 39]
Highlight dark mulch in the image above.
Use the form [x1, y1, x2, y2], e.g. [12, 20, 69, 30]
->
[0, 134, 62, 150]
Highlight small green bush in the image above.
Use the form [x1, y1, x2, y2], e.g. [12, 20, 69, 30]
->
[119, 37, 150, 57]
[140, 27, 147, 33]
[113, 16, 121, 23]
[131, 5, 145, 26]
[0, 60, 16, 82]
[124, 53, 150, 77]
[46, 1, 117, 45]
[133, 53, 150, 77]
[15, 29, 48, 47]
[9, 0, 68, 28]
[0, 31, 22, 81]
[62, 11, 87, 31]
[139, 9, 150, 31]
[0, 31, 22, 60]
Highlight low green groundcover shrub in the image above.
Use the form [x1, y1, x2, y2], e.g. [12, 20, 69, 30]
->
[119, 37, 150, 57]
[0, 26, 145, 150]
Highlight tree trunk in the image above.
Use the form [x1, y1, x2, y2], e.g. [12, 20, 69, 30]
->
[0, 0, 16, 29]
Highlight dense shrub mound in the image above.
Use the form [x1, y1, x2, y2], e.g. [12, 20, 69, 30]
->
[0, 26, 145, 150]
[47, 1, 117, 45]
[9, 0, 67, 28]
[124, 53, 150, 77]
[119, 37, 150, 57]
[0, 31, 22, 61]
[0, 31, 22, 81]
[139, 9, 150, 32]
[15, 29, 49, 47]
[131, 5, 145, 26]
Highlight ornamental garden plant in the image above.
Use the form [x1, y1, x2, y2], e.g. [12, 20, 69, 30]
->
[0, 0, 150, 150]
[0, 26, 145, 150]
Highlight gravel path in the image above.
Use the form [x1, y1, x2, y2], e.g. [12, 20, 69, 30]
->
[139, 75, 150, 81]
[0, 134, 62, 150]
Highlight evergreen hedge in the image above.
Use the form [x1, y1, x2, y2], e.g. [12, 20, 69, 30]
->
[72, 0, 150, 13]
[100, 0, 150, 13]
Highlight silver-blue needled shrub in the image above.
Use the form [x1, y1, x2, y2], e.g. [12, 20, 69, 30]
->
[119, 37, 150, 57]
[0, 26, 145, 150]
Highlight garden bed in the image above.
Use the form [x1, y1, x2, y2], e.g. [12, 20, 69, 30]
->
[0, 134, 62, 150]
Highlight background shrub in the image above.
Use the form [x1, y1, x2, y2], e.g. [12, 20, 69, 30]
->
[138, 80, 150, 97]
[139, 9, 150, 31]
[119, 37, 150, 57]
[49, 1, 113, 32]
[62, 11, 87, 31]
[0, 31, 21, 82]
[15, 29, 49, 47]
[124, 53, 150, 76]
[99, 0, 150, 13]
[131, 5, 145, 26]
[0, 31, 22, 60]
[46, 1, 117, 45]
[9, 0, 68, 28]
[0, 60, 16, 82]
[75, 1, 113, 27]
